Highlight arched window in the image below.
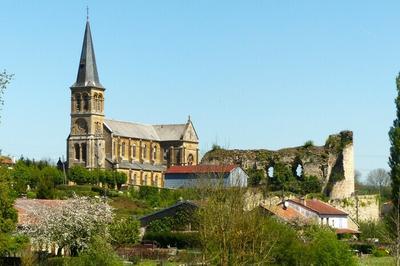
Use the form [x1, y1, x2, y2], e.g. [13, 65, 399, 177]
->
[152, 146, 157, 160]
[121, 142, 125, 157]
[119, 142, 122, 157]
[83, 93, 89, 111]
[97, 94, 102, 112]
[132, 145, 136, 158]
[81, 143, 87, 162]
[187, 154, 194, 165]
[93, 93, 98, 112]
[113, 141, 117, 157]
[75, 94, 82, 112]
[152, 175, 157, 186]
[74, 143, 80, 160]
[143, 174, 147, 186]
[142, 144, 146, 159]
[133, 173, 137, 185]
[98, 94, 103, 112]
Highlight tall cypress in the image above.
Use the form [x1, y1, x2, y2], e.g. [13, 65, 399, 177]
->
[389, 74, 400, 204]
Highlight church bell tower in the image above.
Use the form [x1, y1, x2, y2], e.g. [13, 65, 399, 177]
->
[67, 19, 105, 169]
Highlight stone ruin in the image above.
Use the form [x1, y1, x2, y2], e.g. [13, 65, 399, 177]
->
[201, 131, 355, 199]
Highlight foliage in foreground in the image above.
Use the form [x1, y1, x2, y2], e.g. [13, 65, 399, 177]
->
[197, 186, 355, 265]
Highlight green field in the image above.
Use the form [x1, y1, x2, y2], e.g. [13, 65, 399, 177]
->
[357, 256, 395, 266]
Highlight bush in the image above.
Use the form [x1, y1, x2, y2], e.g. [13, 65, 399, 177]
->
[26, 191, 36, 199]
[143, 231, 201, 249]
[74, 236, 123, 266]
[373, 248, 389, 257]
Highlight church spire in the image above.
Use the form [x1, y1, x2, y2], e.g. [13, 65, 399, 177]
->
[72, 20, 104, 89]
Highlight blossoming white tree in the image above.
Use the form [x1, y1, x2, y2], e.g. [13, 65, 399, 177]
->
[20, 197, 113, 255]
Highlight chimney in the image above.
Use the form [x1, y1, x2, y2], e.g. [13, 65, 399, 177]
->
[300, 197, 306, 206]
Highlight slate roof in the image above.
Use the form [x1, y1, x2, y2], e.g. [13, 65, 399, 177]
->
[153, 124, 187, 141]
[116, 160, 166, 172]
[104, 119, 190, 142]
[166, 165, 237, 174]
[71, 21, 103, 89]
[288, 199, 348, 216]
[139, 200, 199, 227]
[104, 119, 160, 140]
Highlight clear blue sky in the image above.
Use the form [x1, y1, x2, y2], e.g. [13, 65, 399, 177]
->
[0, 1, 398, 180]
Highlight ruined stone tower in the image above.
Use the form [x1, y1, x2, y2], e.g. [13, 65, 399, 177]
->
[67, 19, 106, 169]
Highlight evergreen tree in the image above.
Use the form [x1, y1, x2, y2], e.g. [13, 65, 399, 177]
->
[389, 74, 400, 204]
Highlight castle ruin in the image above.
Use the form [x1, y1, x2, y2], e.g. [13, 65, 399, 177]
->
[201, 131, 355, 199]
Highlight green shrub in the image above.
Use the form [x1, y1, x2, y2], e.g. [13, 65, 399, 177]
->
[143, 231, 201, 249]
[26, 191, 36, 199]
[373, 248, 389, 257]
[303, 140, 314, 148]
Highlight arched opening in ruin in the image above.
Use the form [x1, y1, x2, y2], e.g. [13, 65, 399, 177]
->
[295, 164, 303, 178]
[267, 166, 274, 178]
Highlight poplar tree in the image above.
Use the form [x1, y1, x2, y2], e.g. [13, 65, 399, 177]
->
[389, 74, 400, 204]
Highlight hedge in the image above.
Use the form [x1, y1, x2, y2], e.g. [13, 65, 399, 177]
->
[143, 231, 200, 249]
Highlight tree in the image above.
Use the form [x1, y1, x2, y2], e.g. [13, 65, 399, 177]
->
[20, 197, 113, 256]
[389, 74, 400, 204]
[246, 168, 265, 186]
[0, 70, 13, 123]
[68, 165, 90, 185]
[109, 216, 140, 247]
[354, 169, 362, 188]
[0, 166, 28, 256]
[389, 73, 400, 266]
[367, 168, 390, 196]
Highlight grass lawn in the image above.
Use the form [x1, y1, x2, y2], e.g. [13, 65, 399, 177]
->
[135, 260, 178, 266]
[357, 256, 395, 266]
[109, 196, 152, 218]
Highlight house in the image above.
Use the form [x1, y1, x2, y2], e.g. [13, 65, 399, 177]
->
[0, 156, 15, 168]
[139, 200, 199, 232]
[164, 165, 248, 188]
[14, 198, 66, 255]
[261, 198, 359, 235]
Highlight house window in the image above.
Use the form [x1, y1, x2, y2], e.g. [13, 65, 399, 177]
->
[119, 143, 122, 157]
[133, 173, 137, 185]
[153, 175, 157, 186]
[143, 174, 147, 186]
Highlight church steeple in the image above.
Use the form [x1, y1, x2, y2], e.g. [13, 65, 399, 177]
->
[72, 20, 103, 89]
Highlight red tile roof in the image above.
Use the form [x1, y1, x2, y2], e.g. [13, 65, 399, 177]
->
[0, 156, 13, 165]
[263, 205, 304, 221]
[14, 198, 65, 225]
[335, 228, 360, 234]
[289, 199, 348, 216]
[166, 165, 237, 174]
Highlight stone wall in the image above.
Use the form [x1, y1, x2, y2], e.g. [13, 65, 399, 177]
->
[329, 195, 380, 222]
[201, 131, 355, 199]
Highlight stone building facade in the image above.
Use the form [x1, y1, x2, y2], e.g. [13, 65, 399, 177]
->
[67, 20, 199, 187]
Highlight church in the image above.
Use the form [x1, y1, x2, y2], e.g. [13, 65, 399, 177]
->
[66, 20, 200, 188]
